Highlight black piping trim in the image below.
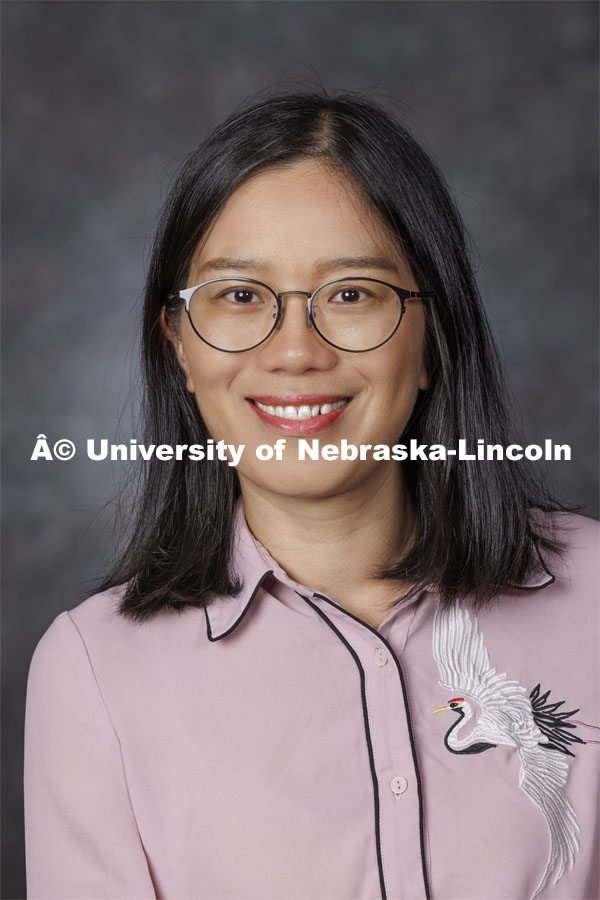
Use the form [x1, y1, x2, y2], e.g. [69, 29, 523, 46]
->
[205, 571, 274, 641]
[509, 543, 555, 592]
[298, 593, 387, 900]
[310, 592, 431, 900]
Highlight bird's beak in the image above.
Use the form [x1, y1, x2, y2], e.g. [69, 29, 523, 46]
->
[432, 705, 450, 714]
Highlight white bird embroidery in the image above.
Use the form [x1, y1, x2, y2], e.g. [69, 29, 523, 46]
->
[432, 602, 580, 899]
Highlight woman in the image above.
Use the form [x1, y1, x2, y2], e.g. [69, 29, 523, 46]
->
[24, 93, 598, 900]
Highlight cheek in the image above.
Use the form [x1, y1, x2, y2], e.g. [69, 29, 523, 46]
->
[374, 331, 426, 406]
[184, 350, 237, 426]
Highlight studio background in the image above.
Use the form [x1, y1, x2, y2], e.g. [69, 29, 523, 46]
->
[2, 2, 598, 897]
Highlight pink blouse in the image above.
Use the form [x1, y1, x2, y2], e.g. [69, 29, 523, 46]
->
[24, 508, 599, 899]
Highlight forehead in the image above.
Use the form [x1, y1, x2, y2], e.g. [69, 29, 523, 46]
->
[190, 160, 409, 280]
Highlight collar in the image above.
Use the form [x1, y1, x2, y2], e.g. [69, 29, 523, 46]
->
[509, 541, 556, 591]
[204, 501, 310, 641]
[204, 503, 555, 641]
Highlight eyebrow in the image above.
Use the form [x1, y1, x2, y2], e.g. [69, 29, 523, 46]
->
[199, 256, 400, 276]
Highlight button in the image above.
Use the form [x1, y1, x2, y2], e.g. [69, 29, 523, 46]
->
[374, 648, 388, 666]
[390, 776, 408, 796]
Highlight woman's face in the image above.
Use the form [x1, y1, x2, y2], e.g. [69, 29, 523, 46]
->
[168, 159, 429, 501]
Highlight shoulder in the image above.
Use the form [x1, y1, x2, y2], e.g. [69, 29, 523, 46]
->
[26, 586, 209, 744]
[497, 512, 599, 648]
[482, 512, 599, 647]
[27, 586, 141, 686]
[28, 584, 209, 706]
[29, 585, 127, 674]
[26, 587, 126, 705]
[68, 583, 139, 645]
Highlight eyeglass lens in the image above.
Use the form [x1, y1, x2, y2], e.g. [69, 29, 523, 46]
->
[186, 278, 403, 352]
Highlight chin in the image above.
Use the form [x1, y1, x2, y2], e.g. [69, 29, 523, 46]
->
[242, 458, 381, 502]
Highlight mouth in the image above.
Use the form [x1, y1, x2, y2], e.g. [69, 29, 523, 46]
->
[247, 395, 351, 435]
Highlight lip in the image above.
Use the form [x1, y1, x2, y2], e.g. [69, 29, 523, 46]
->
[246, 394, 351, 436]
[249, 394, 348, 406]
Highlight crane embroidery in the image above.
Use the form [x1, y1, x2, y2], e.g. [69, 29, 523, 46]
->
[432, 601, 583, 899]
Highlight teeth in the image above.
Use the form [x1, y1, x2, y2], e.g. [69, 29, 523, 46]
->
[254, 399, 348, 420]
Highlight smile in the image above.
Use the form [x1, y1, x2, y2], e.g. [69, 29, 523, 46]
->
[252, 399, 349, 420]
[247, 395, 351, 435]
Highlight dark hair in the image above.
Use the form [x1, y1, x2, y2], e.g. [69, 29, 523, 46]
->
[98, 91, 566, 621]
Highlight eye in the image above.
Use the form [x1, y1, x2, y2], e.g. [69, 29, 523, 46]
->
[330, 287, 367, 304]
[225, 289, 260, 304]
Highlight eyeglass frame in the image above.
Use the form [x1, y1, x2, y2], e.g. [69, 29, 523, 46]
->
[168, 276, 436, 353]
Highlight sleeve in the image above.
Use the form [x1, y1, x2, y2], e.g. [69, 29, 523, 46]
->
[24, 611, 157, 899]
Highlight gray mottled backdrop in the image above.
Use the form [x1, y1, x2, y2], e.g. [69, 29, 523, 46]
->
[2, 1, 598, 896]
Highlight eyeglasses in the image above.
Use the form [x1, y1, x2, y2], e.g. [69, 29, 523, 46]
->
[168, 277, 435, 353]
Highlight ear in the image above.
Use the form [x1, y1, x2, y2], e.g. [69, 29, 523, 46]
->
[418, 363, 430, 392]
[160, 308, 195, 393]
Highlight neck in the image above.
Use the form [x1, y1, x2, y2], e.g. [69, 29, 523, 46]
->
[239, 464, 416, 629]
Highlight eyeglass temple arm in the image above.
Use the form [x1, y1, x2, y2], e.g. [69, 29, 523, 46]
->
[167, 288, 198, 304]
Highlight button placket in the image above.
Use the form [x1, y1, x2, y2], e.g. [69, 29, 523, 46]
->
[303, 592, 429, 898]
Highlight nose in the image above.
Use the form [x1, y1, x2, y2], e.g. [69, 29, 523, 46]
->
[257, 292, 337, 373]
[273, 290, 313, 333]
